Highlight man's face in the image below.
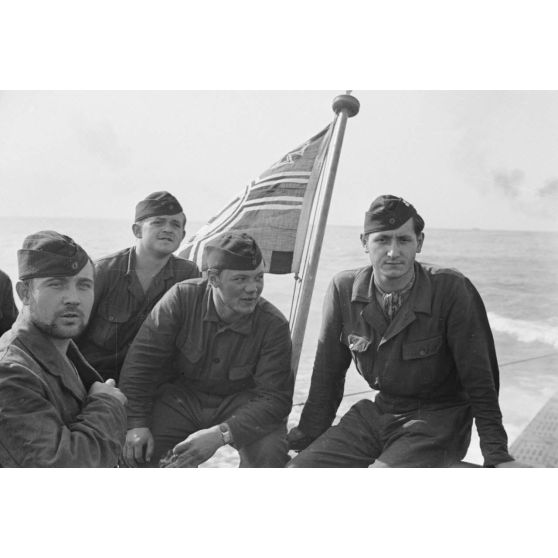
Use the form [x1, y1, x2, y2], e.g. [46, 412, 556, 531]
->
[362, 217, 424, 286]
[19, 262, 95, 339]
[210, 262, 265, 322]
[133, 213, 186, 256]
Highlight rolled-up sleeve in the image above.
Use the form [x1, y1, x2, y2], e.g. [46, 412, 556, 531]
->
[226, 318, 294, 447]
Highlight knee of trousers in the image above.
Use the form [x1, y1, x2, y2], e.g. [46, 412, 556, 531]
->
[238, 426, 289, 468]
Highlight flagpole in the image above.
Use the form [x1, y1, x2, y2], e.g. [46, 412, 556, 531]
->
[290, 94, 360, 375]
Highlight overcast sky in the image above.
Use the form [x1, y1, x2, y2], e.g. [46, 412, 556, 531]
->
[1, 90, 557, 232]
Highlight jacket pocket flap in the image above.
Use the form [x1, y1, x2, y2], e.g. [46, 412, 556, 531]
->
[402, 335, 442, 360]
[98, 304, 132, 324]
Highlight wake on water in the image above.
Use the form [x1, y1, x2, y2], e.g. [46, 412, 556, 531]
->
[487, 312, 558, 350]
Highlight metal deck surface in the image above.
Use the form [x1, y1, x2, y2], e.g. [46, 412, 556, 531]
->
[510, 392, 558, 467]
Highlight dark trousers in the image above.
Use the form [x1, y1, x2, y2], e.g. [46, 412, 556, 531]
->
[288, 398, 473, 468]
[150, 383, 289, 468]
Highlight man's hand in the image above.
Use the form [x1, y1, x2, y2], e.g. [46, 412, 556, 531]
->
[287, 426, 314, 452]
[89, 379, 127, 406]
[495, 460, 531, 468]
[161, 426, 223, 468]
[123, 427, 155, 467]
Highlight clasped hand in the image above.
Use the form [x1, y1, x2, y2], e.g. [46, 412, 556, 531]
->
[161, 426, 224, 468]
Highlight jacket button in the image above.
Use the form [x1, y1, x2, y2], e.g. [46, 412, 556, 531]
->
[419, 349, 426, 356]
[213, 357, 220, 364]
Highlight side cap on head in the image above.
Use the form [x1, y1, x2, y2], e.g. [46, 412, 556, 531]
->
[135, 191, 184, 222]
[364, 194, 424, 234]
[17, 230, 90, 281]
[204, 232, 263, 271]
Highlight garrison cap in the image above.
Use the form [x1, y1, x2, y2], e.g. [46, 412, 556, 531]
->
[17, 231, 90, 281]
[135, 191, 184, 222]
[364, 195, 424, 234]
[205, 232, 263, 271]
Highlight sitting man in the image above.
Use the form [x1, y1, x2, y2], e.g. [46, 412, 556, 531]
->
[119, 232, 294, 467]
[0, 231, 127, 467]
[78, 191, 199, 381]
[0, 268, 18, 335]
[288, 195, 521, 468]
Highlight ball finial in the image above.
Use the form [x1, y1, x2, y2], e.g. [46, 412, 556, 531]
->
[332, 94, 360, 117]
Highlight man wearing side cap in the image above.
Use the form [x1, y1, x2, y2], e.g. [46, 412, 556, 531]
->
[119, 231, 294, 467]
[78, 191, 199, 382]
[288, 195, 522, 468]
[0, 231, 127, 467]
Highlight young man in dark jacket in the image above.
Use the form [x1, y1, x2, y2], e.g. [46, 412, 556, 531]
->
[119, 232, 294, 468]
[0, 231, 127, 467]
[78, 191, 199, 381]
[288, 195, 523, 468]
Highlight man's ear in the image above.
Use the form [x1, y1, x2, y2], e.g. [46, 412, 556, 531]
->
[360, 233, 369, 253]
[417, 233, 425, 253]
[16, 281, 30, 305]
[132, 223, 142, 239]
[207, 270, 220, 288]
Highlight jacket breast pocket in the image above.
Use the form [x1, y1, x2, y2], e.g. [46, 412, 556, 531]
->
[87, 305, 132, 350]
[402, 335, 442, 360]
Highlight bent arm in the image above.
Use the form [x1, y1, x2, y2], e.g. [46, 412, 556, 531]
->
[119, 286, 183, 428]
[225, 320, 294, 448]
[297, 279, 352, 439]
[0, 367, 126, 467]
[447, 278, 513, 466]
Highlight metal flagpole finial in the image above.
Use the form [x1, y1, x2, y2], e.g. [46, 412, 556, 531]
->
[332, 93, 360, 117]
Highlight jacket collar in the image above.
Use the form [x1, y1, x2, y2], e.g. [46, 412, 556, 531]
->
[202, 283, 255, 336]
[9, 314, 102, 399]
[352, 262, 432, 314]
[126, 246, 176, 281]
[356, 263, 433, 345]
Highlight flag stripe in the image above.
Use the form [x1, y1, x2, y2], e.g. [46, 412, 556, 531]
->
[179, 124, 332, 273]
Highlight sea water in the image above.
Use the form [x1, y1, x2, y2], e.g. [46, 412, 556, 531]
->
[1, 216, 557, 466]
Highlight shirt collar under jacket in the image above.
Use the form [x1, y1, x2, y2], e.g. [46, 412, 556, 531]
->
[124, 246, 175, 282]
[351, 262, 432, 316]
[201, 283, 255, 336]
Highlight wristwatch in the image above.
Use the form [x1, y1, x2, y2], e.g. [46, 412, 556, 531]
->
[219, 423, 233, 445]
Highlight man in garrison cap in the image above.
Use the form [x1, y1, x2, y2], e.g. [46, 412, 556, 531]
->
[0, 231, 127, 467]
[77, 191, 199, 382]
[0, 268, 18, 335]
[119, 231, 294, 467]
[288, 195, 524, 468]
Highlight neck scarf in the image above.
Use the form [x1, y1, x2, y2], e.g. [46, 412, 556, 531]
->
[374, 274, 415, 321]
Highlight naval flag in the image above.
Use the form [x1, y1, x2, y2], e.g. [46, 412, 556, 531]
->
[179, 125, 333, 274]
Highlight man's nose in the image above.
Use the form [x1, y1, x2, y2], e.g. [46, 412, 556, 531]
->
[244, 280, 259, 293]
[386, 240, 398, 257]
[62, 285, 81, 305]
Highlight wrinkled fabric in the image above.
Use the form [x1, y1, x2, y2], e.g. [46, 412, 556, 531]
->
[119, 278, 294, 449]
[0, 270, 18, 336]
[77, 247, 199, 381]
[0, 315, 127, 467]
[297, 262, 512, 467]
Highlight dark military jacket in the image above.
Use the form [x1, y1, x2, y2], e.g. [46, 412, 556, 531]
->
[298, 262, 512, 467]
[119, 278, 294, 448]
[0, 315, 127, 467]
[77, 247, 199, 381]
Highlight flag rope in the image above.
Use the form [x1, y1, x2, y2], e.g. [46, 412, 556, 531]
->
[291, 351, 558, 407]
